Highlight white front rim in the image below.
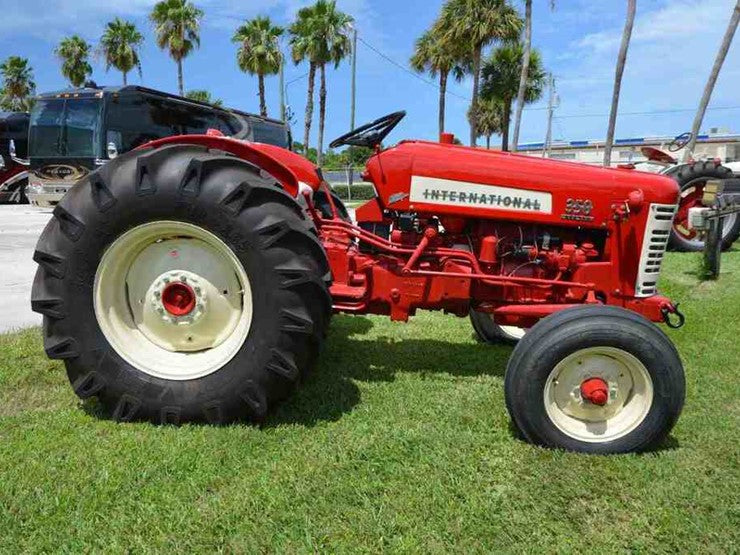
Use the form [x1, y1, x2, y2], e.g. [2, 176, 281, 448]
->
[544, 347, 653, 443]
[94, 221, 253, 381]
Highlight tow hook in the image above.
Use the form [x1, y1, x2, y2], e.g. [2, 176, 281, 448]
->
[661, 303, 685, 329]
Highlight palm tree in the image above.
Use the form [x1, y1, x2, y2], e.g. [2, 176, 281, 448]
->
[603, 0, 636, 167]
[150, 0, 203, 96]
[55, 36, 93, 87]
[185, 89, 223, 107]
[470, 96, 505, 149]
[684, 1, 739, 161]
[100, 18, 144, 85]
[480, 43, 545, 151]
[233, 16, 283, 117]
[290, 0, 353, 167]
[0, 56, 35, 111]
[410, 21, 469, 137]
[511, 0, 555, 152]
[441, 0, 521, 147]
[290, 7, 320, 159]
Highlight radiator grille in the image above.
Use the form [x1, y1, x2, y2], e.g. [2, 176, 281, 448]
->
[635, 203, 676, 297]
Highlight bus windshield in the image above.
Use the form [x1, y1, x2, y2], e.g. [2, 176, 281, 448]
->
[29, 98, 102, 158]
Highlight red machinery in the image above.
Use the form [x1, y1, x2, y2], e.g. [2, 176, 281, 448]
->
[32, 112, 686, 454]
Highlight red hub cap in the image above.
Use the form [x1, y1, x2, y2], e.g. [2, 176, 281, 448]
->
[580, 377, 609, 406]
[161, 282, 196, 316]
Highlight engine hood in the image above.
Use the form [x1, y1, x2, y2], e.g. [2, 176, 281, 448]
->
[366, 140, 680, 228]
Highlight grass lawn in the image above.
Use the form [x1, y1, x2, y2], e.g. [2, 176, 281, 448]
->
[1, 250, 739, 552]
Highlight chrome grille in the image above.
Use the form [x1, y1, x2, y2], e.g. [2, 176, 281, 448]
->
[635, 203, 676, 297]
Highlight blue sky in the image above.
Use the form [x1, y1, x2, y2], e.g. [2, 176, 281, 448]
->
[1, 0, 739, 148]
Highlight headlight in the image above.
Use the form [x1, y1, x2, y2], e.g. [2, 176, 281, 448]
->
[27, 179, 44, 195]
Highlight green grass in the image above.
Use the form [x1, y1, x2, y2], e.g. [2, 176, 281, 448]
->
[1, 251, 739, 552]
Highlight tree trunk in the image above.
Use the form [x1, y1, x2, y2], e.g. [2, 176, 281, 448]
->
[486, 134, 491, 149]
[303, 62, 316, 157]
[470, 43, 482, 147]
[501, 101, 511, 152]
[317, 64, 327, 167]
[511, 0, 532, 153]
[684, 1, 740, 161]
[604, 0, 636, 167]
[258, 74, 267, 117]
[123, 71, 128, 86]
[439, 71, 448, 138]
[177, 59, 184, 96]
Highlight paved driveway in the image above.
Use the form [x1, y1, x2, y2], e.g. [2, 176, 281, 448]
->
[0, 205, 52, 333]
[0, 204, 356, 334]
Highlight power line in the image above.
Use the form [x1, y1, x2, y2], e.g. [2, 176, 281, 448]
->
[357, 36, 472, 102]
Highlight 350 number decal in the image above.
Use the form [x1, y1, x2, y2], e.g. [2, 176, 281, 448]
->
[562, 198, 595, 221]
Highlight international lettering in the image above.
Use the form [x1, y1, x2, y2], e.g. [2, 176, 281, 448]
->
[421, 188, 544, 212]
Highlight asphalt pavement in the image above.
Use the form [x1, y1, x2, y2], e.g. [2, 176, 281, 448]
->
[0, 204, 356, 334]
[0, 205, 52, 333]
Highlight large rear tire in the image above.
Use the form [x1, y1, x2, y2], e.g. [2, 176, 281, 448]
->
[667, 161, 740, 251]
[31, 144, 332, 424]
[504, 305, 684, 454]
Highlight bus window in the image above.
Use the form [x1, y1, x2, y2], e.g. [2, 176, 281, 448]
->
[250, 119, 289, 148]
[106, 94, 178, 152]
[29, 99, 65, 157]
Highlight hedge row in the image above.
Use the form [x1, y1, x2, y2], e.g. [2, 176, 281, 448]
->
[331, 184, 376, 201]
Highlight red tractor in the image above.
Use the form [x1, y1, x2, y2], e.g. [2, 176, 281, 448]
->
[32, 112, 686, 454]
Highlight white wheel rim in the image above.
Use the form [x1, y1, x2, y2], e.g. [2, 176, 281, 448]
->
[497, 324, 527, 340]
[543, 347, 653, 443]
[94, 221, 253, 381]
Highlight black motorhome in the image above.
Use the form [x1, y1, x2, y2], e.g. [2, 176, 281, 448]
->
[0, 111, 30, 203]
[27, 86, 291, 206]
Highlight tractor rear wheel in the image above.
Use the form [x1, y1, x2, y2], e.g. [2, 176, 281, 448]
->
[31, 144, 332, 424]
[667, 161, 740, 251]
[469, 309, 526, 344]
[504, 305, 684, 454]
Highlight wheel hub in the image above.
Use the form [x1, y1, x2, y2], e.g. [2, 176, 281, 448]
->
[152, 271, 206, 324]
[580, 377, 609, 406]
[161, 282, 196, 316]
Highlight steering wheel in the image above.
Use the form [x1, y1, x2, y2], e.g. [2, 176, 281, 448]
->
[329, 111, 406, 149]
[668, 132, 692, 152]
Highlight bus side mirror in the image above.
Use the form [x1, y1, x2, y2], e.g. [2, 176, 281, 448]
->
[107, 141, 119, 159]
[9, 139, 16, 158]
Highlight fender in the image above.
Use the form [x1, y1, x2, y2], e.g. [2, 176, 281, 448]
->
[0, 166, 29, 192]
[141, 134, 322, 197]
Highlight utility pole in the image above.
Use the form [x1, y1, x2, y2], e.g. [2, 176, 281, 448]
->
[348, 26, 358, 191]
[350, 27, 358, 131]
[279, 55, 286, 122]
[543, 73, 556, 158]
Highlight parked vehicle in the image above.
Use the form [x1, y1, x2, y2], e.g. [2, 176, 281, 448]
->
[27, 86, 291, 207]
[0, 111, 30, 204]
[32, 112, 688, 454]
[632, 135, 740, 251]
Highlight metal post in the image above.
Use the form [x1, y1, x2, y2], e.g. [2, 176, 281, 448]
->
[703, 215, 723, 279]
[543, 73, 555, 158]
[279, 56, 286, 122]
[350, 27, 357, 132]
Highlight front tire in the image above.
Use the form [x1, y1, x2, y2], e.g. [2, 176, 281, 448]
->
[504, 306, 684, 454]
[31, 144, 331, 424]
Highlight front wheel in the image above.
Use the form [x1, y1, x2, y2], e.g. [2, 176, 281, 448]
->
[504, 306, 684, 454]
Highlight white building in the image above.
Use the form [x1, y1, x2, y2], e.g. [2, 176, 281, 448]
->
[516, 128, 740, 166]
